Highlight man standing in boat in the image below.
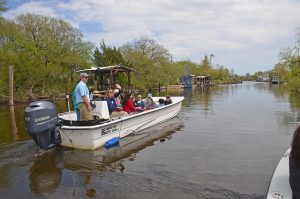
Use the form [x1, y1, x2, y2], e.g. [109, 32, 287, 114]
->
[75, 73, 93, 121]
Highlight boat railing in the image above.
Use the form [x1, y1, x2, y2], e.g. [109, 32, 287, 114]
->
[60, 118, 110, 126]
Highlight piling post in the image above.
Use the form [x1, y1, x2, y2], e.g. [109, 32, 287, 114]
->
[9, 105, 19, 141]
[8, 65, 14, 106]
[158, 83, 161, 93]
[8, 65, 18, 140]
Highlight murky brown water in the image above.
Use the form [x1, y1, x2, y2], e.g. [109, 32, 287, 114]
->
[0, 82, 299, 199]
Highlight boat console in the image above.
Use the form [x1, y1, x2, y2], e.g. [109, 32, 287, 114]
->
[92, 101, 110, 119]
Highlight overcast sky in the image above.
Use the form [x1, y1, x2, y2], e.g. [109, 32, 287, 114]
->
[4, 0, 300, 75]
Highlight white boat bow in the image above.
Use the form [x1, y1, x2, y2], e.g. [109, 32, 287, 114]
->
[266, 148, 292, 199]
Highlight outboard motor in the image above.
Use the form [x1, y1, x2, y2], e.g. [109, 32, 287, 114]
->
[25, 101, 60, 150]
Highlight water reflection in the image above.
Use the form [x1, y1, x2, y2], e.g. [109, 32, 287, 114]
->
[29, 150, 62, 195]
[8, 106, 19, 141]
[184, 82, 300, 130]
[266, 83, 300, 127]
[289, 92, 300, 115]
[182, 86, 217, 108]
[62, 117, 183, 173]
[251, 81, 287, 99]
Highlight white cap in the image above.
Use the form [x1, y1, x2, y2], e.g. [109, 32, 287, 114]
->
[80, 72, 89, 78]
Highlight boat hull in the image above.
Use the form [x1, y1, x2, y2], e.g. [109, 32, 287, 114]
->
[61, 117, 184, 171]
[266, 148, 292, 199]
[59, 96, 184, 150]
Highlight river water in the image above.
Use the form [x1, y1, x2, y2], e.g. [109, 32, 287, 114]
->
[0, 81, 299, 199]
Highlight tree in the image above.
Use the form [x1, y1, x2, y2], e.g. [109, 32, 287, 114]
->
[0, 14, 93, 100]
[93, 40, 126, 67]
[92, 40, 132, 88]
[199, 55, 212, 76]
[120, 37, 171, 88]
[277, 30, 300, 90]
[0, 0, 7, 15]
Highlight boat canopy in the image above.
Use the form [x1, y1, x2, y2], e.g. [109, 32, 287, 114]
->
[77, 64, 135, 92]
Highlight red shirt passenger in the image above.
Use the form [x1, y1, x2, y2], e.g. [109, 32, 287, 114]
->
[123, 98, 137, 113]
[122, 93, 141, 114]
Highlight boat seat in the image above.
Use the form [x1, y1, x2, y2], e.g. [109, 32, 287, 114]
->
[59, 112, 77, 120]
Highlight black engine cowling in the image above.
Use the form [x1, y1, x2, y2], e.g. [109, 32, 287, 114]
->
[25, 101, 60, 149]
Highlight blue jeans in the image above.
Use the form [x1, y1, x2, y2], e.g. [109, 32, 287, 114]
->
[75, 108, 80, 121]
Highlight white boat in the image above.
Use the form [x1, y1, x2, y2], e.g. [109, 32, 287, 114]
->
[256, 75, 270, 82]
[272, 76, 279, 84]
[25, 96, 184, 150]
[266, 148, 292, 199]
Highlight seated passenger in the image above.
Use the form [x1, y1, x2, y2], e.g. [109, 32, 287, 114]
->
[104, 89, 128, 118]
[113, 84, 123, 102]
[114, 89, 122, 107]
[133, 95, 145, 111]
[164, 95, 172, 105]
[144, 93, 156, 110]
[122, 92, 141, 114]
[156, 98, 165, 108]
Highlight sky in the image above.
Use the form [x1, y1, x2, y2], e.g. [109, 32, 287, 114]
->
[3, 0, 300, 75]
